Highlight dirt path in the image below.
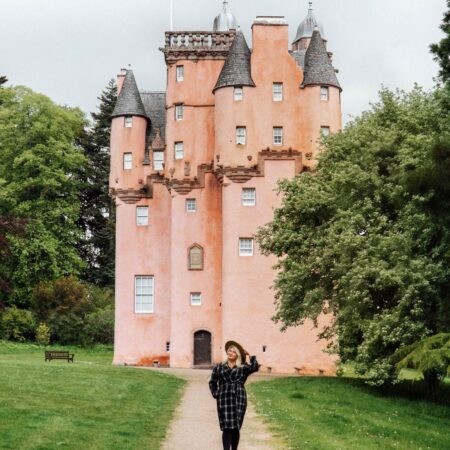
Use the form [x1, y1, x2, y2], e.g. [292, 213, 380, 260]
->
[147, 367, 286, 450]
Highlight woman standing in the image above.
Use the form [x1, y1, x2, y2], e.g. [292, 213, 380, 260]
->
[209, 340, 260, 450]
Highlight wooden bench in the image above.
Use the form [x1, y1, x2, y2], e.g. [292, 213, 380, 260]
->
[45, 351, 74, 363]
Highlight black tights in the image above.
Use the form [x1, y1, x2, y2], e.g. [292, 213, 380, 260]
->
[222, 429, 240, 450]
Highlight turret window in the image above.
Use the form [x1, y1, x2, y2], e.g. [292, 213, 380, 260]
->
[273, 127, 283, 146]
[175, 142, 184, 160]
[153, 151, 164, 170]
[234, 87, 243, 101]
[321, 126, 331, 137]
[189, 244, 204, 270]
[176, 65, 184, 82]
[123, 153, 133, 170]
[175, 104, 184, 121]
[320, 86, 329, 101]
[124, 116, 133, 128]
[236, 127, 246, 145]
[273, 83, 283, 102]
[136, 206, 149, 226]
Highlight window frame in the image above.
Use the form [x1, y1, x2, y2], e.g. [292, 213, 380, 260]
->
[136, 206, 149, 226]
[321, 126, 331, 137]
[273, 82, 283, 102]
[186, 198, 197, 213]
[239, 238, 254, 256]
[124, 116, 133, 128]
[175, 104, 184, 121]
[176, 65, 184, 82]
[134, 275, 154, 314]
[190, 292, 202, 306]
[273, 127, 283, 146]
[236, 126, 246, 145]
[153, 151, 164, 171]
[123, 152, 133, 170]
[234, 87, 243, 101]
[174, 141, 184, 160]
[242, 188, 256, 206]
[320, 86, 329, 101]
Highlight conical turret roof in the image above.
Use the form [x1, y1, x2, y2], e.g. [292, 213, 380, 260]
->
[301, 29, 341, 90]
[213, 31, 255, 93]
[112, 70, 148, 118]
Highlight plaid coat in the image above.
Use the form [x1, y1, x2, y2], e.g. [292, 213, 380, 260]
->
[209, 356, 260, 430]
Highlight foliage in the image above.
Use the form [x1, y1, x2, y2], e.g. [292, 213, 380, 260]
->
[249, 377, 450, 450]
[78, 79, 117, 287]
[83, 306, 114, 345]
[0, 76, 7, 87]
[0, 307, 36, 341]
[392, 333, 450, 399]
[430, 0, 450, 83]
[257, 87, 450, 385]
[0, 86, 87, 306]
[35, 322, 51, 346]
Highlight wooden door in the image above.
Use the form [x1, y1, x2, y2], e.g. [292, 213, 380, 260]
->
[193, 330, 212, 366]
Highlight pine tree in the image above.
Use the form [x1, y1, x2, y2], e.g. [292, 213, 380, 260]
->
[78, 79, 117, 287]
[430, 0, 450, 82]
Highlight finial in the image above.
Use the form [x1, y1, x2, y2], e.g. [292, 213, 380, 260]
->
[223, 0, 229, 11]
[309, 1, 313, 10]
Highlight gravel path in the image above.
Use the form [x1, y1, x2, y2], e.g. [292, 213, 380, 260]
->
[146, 367, 286, 450]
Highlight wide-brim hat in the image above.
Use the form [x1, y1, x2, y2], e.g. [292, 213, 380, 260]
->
[225, 340, 246, 361]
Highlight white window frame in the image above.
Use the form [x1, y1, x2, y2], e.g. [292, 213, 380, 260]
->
[190, 292, 202, 306]
[176, 65, 184, 82]
[123, 153, 133, 170]
[175, 142, 184, 160]
[236, 127, 246, 145]
[273, 83, 283, 102]
[124, 116, 133, 128]
[273, 127, 283, 146]
[136, 206, 149, 226]
[242, 188, 256, 206]
[175, 104, 184, 121]
[135, 276, 154, 314]
[321, 126, 331, 137]
[234, 87, 243, 101]
[320, 86, 329, 101]
[153, 151, 164, 171]
[239, 238, 254, 256]
[186, 198, 197, 213]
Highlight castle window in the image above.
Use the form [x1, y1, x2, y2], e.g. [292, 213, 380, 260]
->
[124, 116, 133, 128]
[176, 65, 184, 82]
[175, 104, 184, 121]
[166, 342, 171, 352]
[136, 206, 149, 226]
[236, 127, 246, 145]
[239, 238, 254, 256]
[234, 87, 243, 101]
[186, 198, 197, 213]
[190, 292, 202, 306]
[153, 151, 164, 170]
[123, 153, 133, 170]
[273, 127, 283, 146]
[175, 142, 184, 160]
[320, 86, 329, 101]
[135, 276, 154, 313]
[242, 188, 256, 206]
[321, 126, 330, 137]
[189, 244, 204, 270]
[273, 83, 283, 102]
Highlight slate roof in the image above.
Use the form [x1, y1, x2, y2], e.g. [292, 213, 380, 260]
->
[301, 30, 341, 90]
[141, 92, 166, 142]
[213, 31, 255, 93]
[111, 70, 148, 118]
[289, 49, 306, 70]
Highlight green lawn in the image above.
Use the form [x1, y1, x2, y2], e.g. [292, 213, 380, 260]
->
[248, 376, 450, 450]
[0, 341, 185, 450]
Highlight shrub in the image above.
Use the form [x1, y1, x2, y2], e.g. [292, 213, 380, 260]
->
[35, 322, 51, 346]
[82, 307, 114, 345]
[0, 307, 36, 341]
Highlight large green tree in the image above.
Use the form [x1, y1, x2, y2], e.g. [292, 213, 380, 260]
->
[430, 0, 450, 83]
[0, 86, 87, 307]
[78, 79, 117, 287]
[257, 87, 450, 385]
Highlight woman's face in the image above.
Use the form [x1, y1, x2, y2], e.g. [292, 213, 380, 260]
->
[227, 347, 238, 362]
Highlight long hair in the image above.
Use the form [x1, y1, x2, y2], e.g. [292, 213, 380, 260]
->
[223, 345, 242, 367]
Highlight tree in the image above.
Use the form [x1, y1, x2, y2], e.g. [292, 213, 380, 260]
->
[430, 0, 450, 83]
[0, 86, 87, 306]
[0, 76, 7, 87]
[77, 79, 117, 287]
[257, 87, 450, 386]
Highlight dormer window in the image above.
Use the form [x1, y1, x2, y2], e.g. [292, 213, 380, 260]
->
[175, 104, 184, 121]
[125, 116, 133, 128]
[176, 65, 184, 82]
[320, 86, 329, 101]
[234, 87, 243, 101]
[273, 83, 283, 102]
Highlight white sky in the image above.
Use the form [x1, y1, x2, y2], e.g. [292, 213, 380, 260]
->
[0, 0, 446, 124]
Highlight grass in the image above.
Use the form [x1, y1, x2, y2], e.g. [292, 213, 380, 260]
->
[248, 376, 450, 450]
[0, 341, 185, 450]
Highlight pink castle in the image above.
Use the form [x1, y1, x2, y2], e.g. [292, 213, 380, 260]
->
[110, 2, 342, 374]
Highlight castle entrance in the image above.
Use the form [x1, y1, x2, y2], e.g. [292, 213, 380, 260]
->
[193, 330, 212, 366]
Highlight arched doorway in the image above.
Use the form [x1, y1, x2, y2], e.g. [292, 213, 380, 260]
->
[193, 330, 212, 366]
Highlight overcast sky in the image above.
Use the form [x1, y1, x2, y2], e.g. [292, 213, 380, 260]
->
[0, 0, 446, 124]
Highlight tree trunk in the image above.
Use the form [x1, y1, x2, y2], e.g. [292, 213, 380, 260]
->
[423, 369, 440, 400]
